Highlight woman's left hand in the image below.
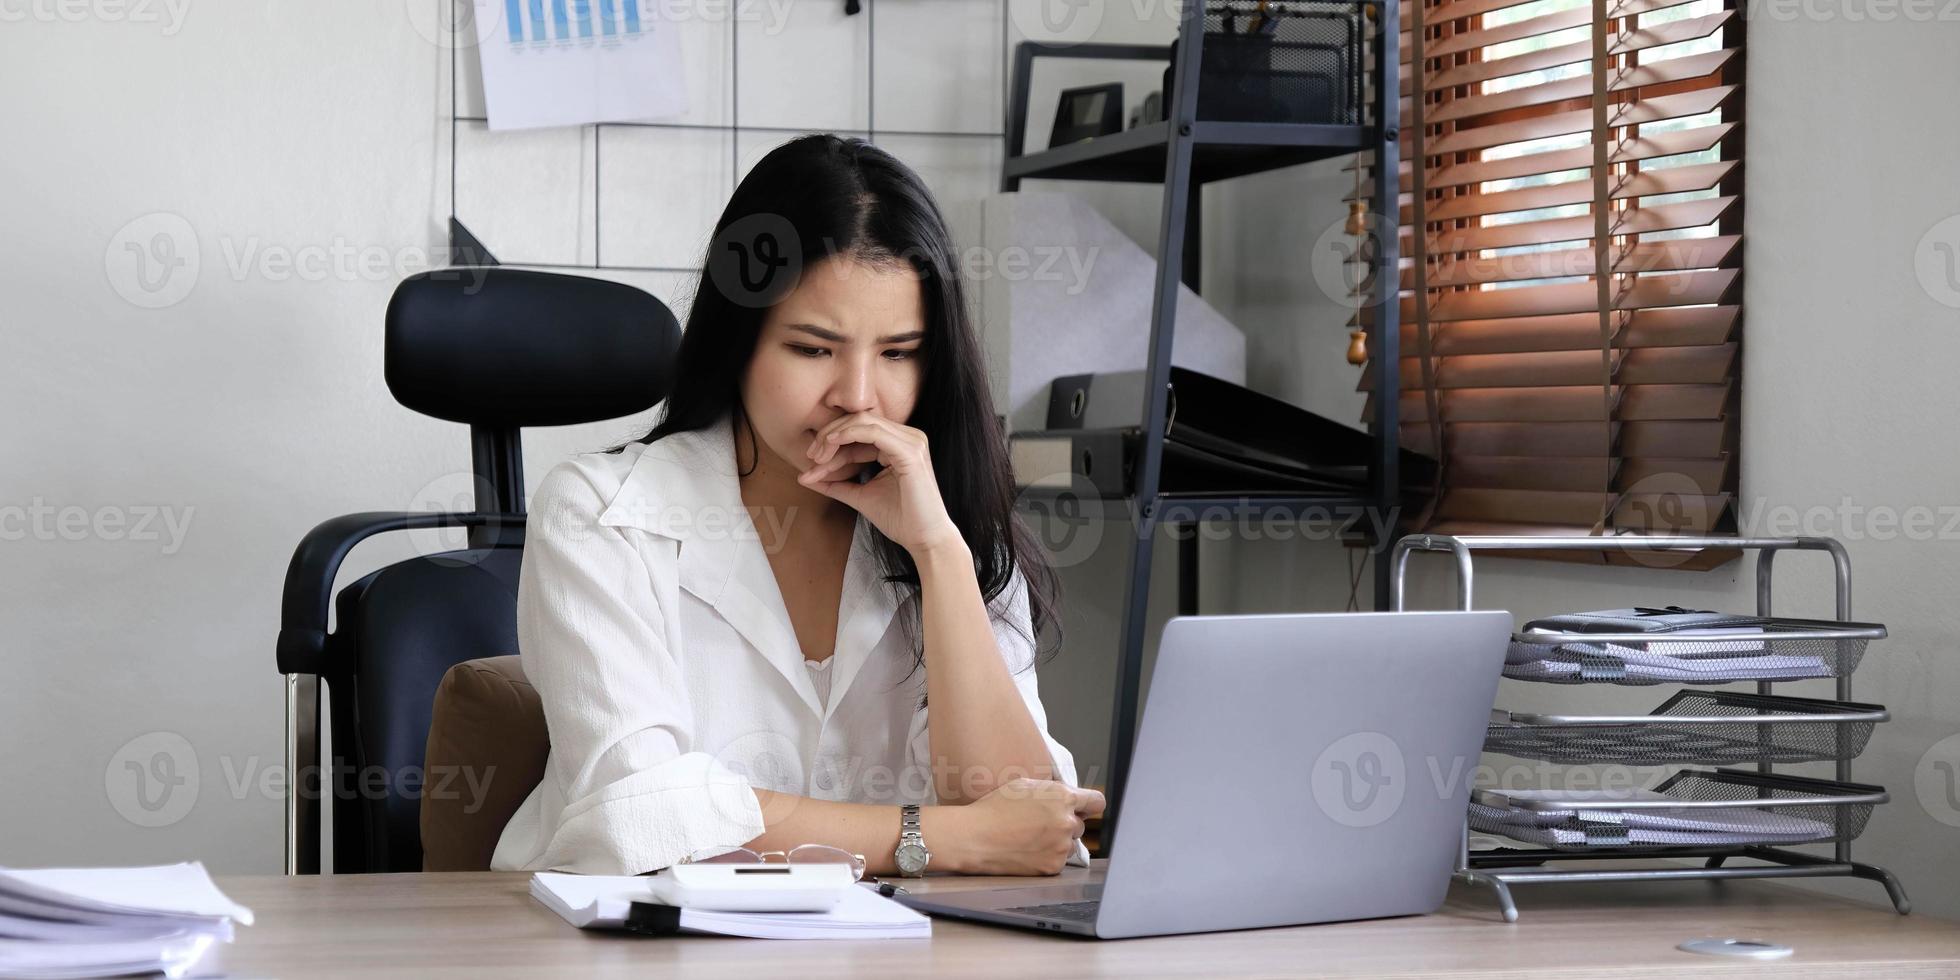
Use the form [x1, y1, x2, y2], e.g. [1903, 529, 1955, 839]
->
[797, 412, 963, 557]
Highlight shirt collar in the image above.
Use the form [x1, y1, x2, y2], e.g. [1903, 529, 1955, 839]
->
[594, 414, 910, 721]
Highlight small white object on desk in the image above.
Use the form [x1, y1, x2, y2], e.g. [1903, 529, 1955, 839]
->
[648, 862, 855, 912]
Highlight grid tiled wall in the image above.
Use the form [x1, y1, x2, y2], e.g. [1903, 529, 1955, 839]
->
[441, 0, 1033, 317]
[439, 0, 1189, 320]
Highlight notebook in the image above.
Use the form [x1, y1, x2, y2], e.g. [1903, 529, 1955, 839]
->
[529, 872, 930, 940]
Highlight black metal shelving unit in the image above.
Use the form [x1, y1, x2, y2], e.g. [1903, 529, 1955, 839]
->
[1001, 3, 1402, 853]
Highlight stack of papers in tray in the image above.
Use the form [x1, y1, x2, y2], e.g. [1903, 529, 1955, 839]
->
[1469, 788, 1835, 848]
[530, 872, 930, 940]
[0, 862, 253, 979]
[1505, 628, 1830, 683]
[1503, 608, 1832, 684]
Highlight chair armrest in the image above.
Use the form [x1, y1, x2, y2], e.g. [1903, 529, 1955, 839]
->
[276, 511, 527, 676]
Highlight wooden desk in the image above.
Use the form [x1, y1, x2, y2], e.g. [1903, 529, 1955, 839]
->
[208, 861, 1960, 978]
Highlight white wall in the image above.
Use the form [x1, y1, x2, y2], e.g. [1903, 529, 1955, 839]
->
[4, 0, 1958, 924]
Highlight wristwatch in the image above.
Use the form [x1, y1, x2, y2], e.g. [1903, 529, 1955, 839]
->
[894, 804, 930, 877]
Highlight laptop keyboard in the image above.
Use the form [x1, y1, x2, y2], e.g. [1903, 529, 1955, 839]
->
[1003, 899, 1101, 922]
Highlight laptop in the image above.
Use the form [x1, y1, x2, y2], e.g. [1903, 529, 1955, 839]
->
[898, 611, 1511, 939]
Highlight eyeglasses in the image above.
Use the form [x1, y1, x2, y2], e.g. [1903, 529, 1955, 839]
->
[680, 844, 868, 882]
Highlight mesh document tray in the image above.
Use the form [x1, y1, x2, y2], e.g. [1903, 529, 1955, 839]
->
[1504, 617, 1888, 685]
[1167, 2, 1363, 125]
[1485, 691, 1889, 766]
[1469, 769, 1887, 851]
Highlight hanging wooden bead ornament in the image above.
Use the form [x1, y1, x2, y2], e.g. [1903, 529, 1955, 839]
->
[1347, 329, 1368, 365]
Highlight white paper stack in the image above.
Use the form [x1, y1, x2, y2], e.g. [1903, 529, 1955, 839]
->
[0, 862, 253, 979]
[531, 872, 930, 940]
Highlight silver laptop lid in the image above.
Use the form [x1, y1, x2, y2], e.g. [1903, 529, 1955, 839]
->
[1094, 611, 1511, 939]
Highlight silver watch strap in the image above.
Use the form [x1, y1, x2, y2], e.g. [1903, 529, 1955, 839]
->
[900, 803, 922, 838]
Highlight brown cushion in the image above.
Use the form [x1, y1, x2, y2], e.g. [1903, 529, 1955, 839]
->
[420, 656, 549, 871]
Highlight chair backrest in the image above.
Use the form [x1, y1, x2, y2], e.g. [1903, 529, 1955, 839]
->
[287, 267, 679, 873]
[327, 548, 524, 872]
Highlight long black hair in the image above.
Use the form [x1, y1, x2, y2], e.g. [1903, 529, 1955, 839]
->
[620, 133, 1059, 673]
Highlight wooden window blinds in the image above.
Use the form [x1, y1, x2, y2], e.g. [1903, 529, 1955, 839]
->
[1354, 0, 1744, 569]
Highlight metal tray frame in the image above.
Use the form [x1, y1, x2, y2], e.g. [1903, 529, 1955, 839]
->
[1390, 534, 1910, 921]
[1487, 691, 1890, 765]
[1507, 618, 1888, 684]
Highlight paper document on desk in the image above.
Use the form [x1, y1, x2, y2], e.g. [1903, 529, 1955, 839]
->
[0, 861, 251, 979]
[531, 873, 930, 940]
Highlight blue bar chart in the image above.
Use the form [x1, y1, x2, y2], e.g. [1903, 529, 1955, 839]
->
[473, 0, 684, 130]
[498, 0, 642, 44]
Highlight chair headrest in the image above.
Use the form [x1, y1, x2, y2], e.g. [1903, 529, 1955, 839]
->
[385, 268, 682, 427]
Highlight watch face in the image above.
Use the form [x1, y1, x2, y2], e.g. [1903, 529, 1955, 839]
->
[895, 843, 930, 874]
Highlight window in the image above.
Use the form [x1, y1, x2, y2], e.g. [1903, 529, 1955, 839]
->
[1358, 0, 1743, 568]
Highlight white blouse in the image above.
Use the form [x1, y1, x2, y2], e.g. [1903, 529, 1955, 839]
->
[489, 417, 1089, 875]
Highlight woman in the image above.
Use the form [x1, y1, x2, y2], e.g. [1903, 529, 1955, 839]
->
[491, 134, 1103, 879]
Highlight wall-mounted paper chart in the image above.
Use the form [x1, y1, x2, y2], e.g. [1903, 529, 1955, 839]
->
[472, 0, 687, 130]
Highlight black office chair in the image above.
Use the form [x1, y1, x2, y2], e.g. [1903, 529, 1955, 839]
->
[274, 267, 681, 874]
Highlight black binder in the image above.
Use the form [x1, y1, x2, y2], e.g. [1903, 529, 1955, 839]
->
[1011, 367, 1434, 499]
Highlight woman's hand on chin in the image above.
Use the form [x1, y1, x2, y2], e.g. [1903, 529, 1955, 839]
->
[796, 411, 963, 558]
